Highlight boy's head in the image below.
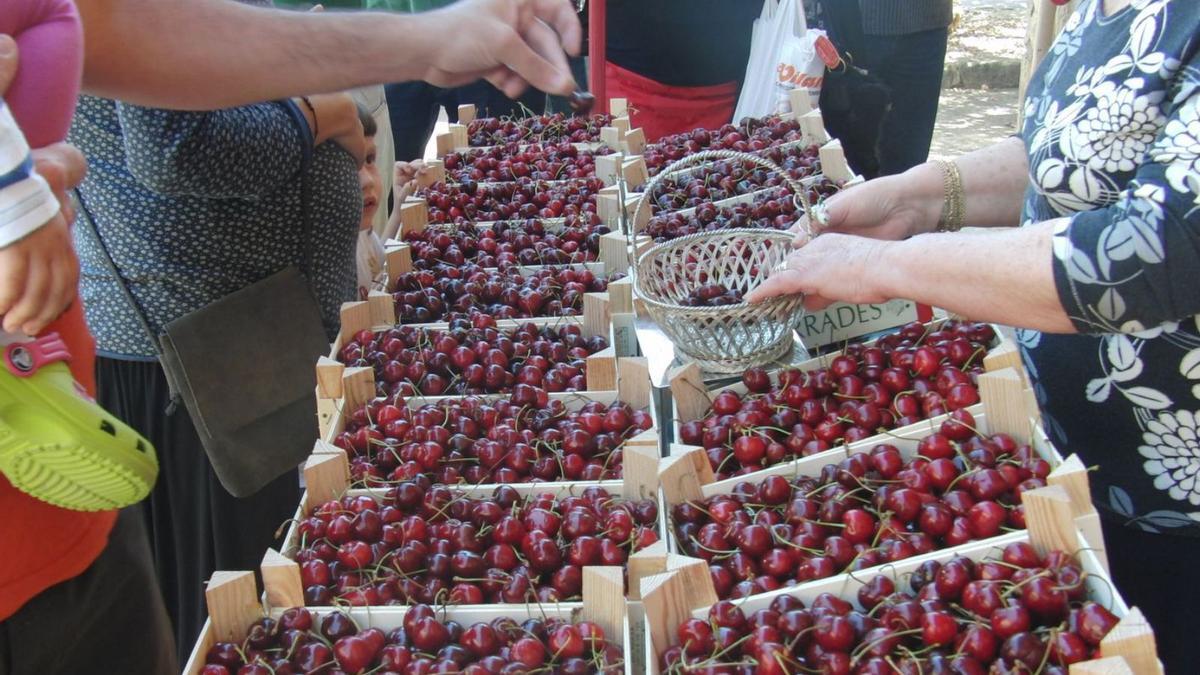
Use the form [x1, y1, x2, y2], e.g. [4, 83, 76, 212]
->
[357, 102, 379, 232]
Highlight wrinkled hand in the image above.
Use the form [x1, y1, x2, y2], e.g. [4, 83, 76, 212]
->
[421, 0, 582, 98]
[789, 173, 939, 247]
[745, 233, 895, 312]
[0, 36, 86, 335]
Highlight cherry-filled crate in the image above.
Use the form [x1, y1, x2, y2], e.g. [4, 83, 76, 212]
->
[182, 567, 634, 675]
[640, 523, 1159, 675]
[317, 354, 658, 484]
[667, 319, 1020, 493]
[265, 446, 664, 611]
[440, 140, 615, 184]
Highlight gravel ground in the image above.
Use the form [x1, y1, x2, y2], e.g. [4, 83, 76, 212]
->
[931, 88, 1021, 159]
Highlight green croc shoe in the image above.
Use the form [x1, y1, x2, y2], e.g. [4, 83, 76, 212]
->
[0, 333, 158, 511]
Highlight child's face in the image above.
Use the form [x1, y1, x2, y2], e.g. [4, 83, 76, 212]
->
[359, 135, 380, 231]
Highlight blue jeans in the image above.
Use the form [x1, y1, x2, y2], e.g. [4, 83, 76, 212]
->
[857, 27, 949, 176]
[384, 80, 545, 161]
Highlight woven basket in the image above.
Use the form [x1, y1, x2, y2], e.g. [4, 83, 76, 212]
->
[629, 150, 818, 373]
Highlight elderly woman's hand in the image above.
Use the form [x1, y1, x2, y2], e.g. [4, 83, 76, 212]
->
[790, 172, 942, 247]
[744, 232, 897, 312]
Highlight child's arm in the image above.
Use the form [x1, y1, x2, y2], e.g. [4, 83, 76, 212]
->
[0, 99, 80, 335]
[1, 0, 84, 148]
[382, 160, 429, 242]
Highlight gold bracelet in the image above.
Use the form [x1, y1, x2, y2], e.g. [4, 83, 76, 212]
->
[933, 159, 965, 233]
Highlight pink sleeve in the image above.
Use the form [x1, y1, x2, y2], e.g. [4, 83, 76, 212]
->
[0, 0, 83, 147]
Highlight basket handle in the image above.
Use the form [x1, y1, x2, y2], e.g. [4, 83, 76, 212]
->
[628, 149, 819, 240]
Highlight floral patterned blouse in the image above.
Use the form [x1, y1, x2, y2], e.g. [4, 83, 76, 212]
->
[1019, 0, 1200, 535]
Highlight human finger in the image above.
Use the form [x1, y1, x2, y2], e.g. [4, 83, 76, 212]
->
[529, 0, 583, 57]
[492, 22, 573, 97]
[33, 143, 88, 195]
[30, 244, 74, 334]
[745, 268, 808, 304]
[5, 258, 47, 334]
[0, 35, 18, 97]
[0, 251, 26, 319]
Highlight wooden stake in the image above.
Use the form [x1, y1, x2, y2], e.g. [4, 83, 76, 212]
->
[658, 445, 713, 507]
[581, 567, 627, 640]
[608, 277, 634, 313]
[623, 442, 661, 501]
[447, 123, 468, 150]
[1021, 485, 1077, 557]
[819, 139, 854, 183]
[457, 104, 476, 124]
[339, 301, 373, 340]
[669, 363, 711, 425]
[1069, 656, 1135, 675]
[341, 366, 376, 418]
[1099, 607, 1162, 675]
[622, 156, 649, 189]
[788, 88, 813, 116]
[612, 117, 632, 135]
[983, 339, 1024, 374]
[315, 356, 345, 400]
[600, 126, 623, 151]
[435, 131, 456, 156]
[641, 562, 717, 659]
[1048, 454, 1108, 571]
[584, 292, 612, 339]
[623, 128, 647, 155]
[585, 346, 618, 391]
[597, 185, 622, 225]
[261, 549, 304, 610]
[415, 159, 445, 189]
[979, 368, 1031, 440]
[398, 199, 428, 237]
[599, 231, 631, 272]
[627, 540, 668, 600]
[384, 244, 412, 288]
[610, 98, 628, 117]
[367, 290, 395, 327]
[204, 571, 261, 644]
[303, 449, 350, 512]
[800, 110, 830, 144]
[617, 357, 652, 410]
[596, 152, 623, 185]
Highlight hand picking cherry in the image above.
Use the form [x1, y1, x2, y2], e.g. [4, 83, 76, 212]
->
[202, 606, 624, 674]
[567, 91, 596, 115]
[291, 484, 659, 606]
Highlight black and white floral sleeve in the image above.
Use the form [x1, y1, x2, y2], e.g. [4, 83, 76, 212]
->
[1047, 45, 1200, 336]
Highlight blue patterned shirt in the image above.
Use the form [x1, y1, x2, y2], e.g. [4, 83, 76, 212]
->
[1018, 0, 1200, 535]
[69, 97, 360, 359]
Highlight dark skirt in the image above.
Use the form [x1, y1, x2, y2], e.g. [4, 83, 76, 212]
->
[96, 357, 301, 665]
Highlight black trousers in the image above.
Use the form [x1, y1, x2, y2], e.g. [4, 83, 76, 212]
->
[0, 508, 176, 675]
[1101, 517, 1198, 672]
[857, 27, 949, 177]
[96, 357, 301, 666]
[385, 80, 546, 162]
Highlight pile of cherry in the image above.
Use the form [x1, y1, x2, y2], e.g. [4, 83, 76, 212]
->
[662, 542, 1119, 674]
[443, 140, 612, 183]
[673, 415, 1053, 598]
[392, 265, 617, 324]
[642, 181, 840, 242]
[200, 605, 624, 675]
[679, 320, 996, 479]
[643, 117, 807, 176]
[422, 177, 605, 224]
[291, 484, 658, 607]
[467, 112, 614, 146]
[403, 214, 608, 271]
[681, 283, 749, 307]
[644, 144, 821, 213]
[336, 321, 609, 397]
[331, 385, 653, 485]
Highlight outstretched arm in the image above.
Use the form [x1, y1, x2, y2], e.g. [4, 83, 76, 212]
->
[76, 0, 581, 111]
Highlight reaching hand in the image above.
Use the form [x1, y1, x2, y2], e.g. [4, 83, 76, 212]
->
[745, 233, 897, 312]
[392, 160, 429, 203]
[297, 93, 366, 166]
[790, 173, 941, 247]
[420, 0, 582, 98]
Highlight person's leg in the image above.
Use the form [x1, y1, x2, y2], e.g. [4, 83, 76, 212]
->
[384, 80, 442, 162]
[0, 507, 176, 675]
[861, 28, 949, 176]
[1100, 518, 1197, 672]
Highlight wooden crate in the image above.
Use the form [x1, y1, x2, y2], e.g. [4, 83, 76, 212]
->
[182, 567, 635, 675]
[640, 519, 1158, 675]
[318, 355, 660, 482]
[660, 366, 1108, 571]
[267, 444, 666, 611]
[665, 320, 1023, 494]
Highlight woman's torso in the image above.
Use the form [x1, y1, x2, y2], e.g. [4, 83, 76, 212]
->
[1019, 0, 1200, 534]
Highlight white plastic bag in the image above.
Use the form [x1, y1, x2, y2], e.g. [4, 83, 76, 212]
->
[773, 30, 826, 114]
[734, 0, 809, 122]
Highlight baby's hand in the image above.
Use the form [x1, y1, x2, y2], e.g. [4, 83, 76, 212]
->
[0, 214, 79, 335]
[393, 160, 430, 202]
